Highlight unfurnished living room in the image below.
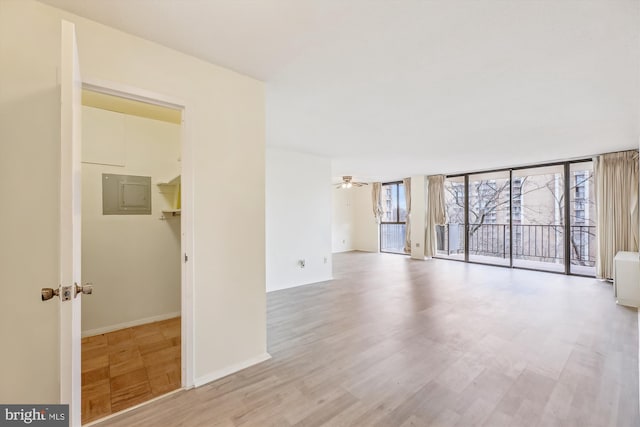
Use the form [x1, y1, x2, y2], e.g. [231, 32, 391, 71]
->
[1, 1, 639, 426]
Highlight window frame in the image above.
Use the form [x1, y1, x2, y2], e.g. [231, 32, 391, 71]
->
[380, 181, 404, 225]
[435, 158, 595, 277]
[380, 181, 408, 255]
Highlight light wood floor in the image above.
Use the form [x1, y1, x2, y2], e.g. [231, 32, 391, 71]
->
[82, 317, 181, 424]
[96, 252, 638, 426]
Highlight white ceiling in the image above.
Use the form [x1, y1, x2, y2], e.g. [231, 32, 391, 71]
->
[40, 0, 639, 182]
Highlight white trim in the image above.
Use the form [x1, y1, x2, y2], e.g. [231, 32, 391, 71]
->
[82, 78, 184, 110]
[616, 298, 640, 308]
[180, 104, 195, 389]
[194, 353, 272, 387]
[79, 78, 195, 392]
[60, 20, 83, 427]
[637, 308, 639, 416]
[81, 312, 181, 338]
[83, 388, 183, 427]
[266, 277, 334, 293]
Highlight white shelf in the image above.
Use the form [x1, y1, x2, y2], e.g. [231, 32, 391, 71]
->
[157, 174, 181, 219]
[161, 209, 181, 217]
[157, 175, 181, 186]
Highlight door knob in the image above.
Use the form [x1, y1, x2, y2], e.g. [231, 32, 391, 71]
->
[41, 287, 60, 301]
[75, 283, 93, 298]
[42, 285, 73, 301]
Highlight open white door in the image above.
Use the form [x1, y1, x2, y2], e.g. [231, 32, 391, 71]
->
[60, 20, 83, 427]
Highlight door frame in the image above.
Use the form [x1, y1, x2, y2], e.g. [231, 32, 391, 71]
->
[60, 20, 82, 426]
[80, 77, 195, 391]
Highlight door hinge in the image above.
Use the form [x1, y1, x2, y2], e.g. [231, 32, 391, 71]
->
[184, 253, 188, 263]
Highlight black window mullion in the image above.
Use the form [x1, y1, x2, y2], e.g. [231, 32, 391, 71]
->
[396, 183, 400, 223]
[509, 170, 513, 268]
[564, 163, 571, 274]
[464, 175, 469, 263]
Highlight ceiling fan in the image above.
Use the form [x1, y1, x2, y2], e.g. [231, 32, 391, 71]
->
[336, 176, 368, 189]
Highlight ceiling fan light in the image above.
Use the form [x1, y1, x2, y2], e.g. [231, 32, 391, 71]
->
[341, 182, 347, 188]
[346, 182, 352, 188]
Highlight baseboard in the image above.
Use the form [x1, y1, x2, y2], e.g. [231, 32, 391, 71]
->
[81, 311, 181, 337]
[616, 298, 640, 309]
[266, 276, 334, 293]
[83, 388, 183, 427]
[637, 309, 639, 416]
[194, 352, 272, 387]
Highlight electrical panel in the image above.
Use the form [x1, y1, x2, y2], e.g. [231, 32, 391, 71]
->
[102, 173, 151, 215]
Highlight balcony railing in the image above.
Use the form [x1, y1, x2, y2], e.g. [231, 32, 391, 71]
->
[381, 223, 406, 254]
[436, 223, 596, 266]
[568, 224, 596, 267]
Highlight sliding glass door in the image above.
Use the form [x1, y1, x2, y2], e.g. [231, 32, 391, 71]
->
[511, 165, 565, 272]
[569, 161, 596, 275]
[436, 176, 465, 260]
[435, 159, 596, 276]
[467, 171, 511, 266]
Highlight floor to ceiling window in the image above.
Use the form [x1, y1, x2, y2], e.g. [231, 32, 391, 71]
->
[468, 171, 511, 266]
[434, 159, 597, 276]
[511, 165, 565, 272]
[436, 176, 465, 260]
[380, 181, 407, 254]
[569, 161, 596, 276]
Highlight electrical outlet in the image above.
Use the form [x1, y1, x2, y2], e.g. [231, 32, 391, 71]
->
[298, 259, 306, 268]
[416, 243, 420, 247]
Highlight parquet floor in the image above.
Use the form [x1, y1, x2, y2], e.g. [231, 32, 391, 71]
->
[97, 252, 639, 426]
[81, 317, 181, 424]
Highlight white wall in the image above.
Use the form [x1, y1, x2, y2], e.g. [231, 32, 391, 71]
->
[332, 188, 355, 253]
[81, 106, 181, 336]
[410, 176, 426, 260]
[353, 185, 379, 252]
[331, 185, 379, 253]
[0, 0, 266, 402]
[266, 148, 332, 291]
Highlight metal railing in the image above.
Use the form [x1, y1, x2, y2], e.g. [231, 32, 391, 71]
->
[436, 223, 595, 266]
[568, 225, 596, 267]
[468, 223, 510, 259]
[380, 223, 406, 254]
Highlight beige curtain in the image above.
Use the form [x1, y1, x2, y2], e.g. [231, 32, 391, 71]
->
[403, 178, 411, 253]
[425, 175, 446, 258]
[595, 150, 639, 280]
[371, 182, 383, 223]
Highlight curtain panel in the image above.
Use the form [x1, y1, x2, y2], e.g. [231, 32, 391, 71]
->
[594, 150, 639, 280]
[371, 182, 383, 224]
[403, 177, 411, 253]
[425, 175, 446, 257]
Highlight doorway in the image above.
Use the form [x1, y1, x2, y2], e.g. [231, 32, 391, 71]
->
[79, 88, 184, 424]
